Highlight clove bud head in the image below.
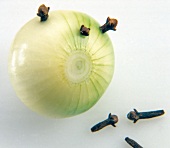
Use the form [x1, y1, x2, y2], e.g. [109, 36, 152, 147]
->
[37, 4, 50, 21]
[80, 25, 90, 36]
[100, 17, 118, 33]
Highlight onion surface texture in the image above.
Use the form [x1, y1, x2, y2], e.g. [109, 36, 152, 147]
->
[8, 10, 114, 118]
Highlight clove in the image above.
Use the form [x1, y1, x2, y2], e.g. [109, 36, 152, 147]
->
[100, 17, 118, 33]
[37, 4, 50, 22]
[125, 137, 143, 148]
[127, 108, 165, 123]
[91, 113, 118, 132]
[80, 25, 90, 36]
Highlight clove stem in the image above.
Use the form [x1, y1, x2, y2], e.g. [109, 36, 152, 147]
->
[125, 137, 143, 148]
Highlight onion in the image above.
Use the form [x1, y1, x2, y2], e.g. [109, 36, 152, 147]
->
[8, 8, 114, 118]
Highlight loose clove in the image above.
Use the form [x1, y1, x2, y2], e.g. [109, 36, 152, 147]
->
[91, 113, 118, 132]
[37, 4, 50, 22]
[100, 17, 118, 33]
[80, 25, 90, 36]
[125, 137, 143, 148]
[127, 108, 165, 123]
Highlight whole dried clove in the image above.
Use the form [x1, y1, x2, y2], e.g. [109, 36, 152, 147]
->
[80, 25, 90, 36]
[91, 113, 118, 132]
[127, 108, 165, 123]
[100, 17, 118, 33]
[37, 4, 50, 22]
[125, 137, 143, 148]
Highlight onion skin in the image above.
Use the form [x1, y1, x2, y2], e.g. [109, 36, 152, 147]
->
[8, 10, 114, 118]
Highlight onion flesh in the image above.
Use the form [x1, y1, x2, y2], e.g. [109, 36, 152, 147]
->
[8, 10, 114, 118]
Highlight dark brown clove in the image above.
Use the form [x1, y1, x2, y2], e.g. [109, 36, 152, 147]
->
[91, 113, 118, 132]
[100, 17, 118, 33]
[37, 4, 50, 22]
[80, 25, 90, 36]
[125, 137, 143, 148]
[127, 109, 165, 123]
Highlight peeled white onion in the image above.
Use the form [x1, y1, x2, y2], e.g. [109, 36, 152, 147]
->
[8, 10, 114, 118]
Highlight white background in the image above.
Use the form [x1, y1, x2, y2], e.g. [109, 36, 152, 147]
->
[1, 0, 170, 147]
